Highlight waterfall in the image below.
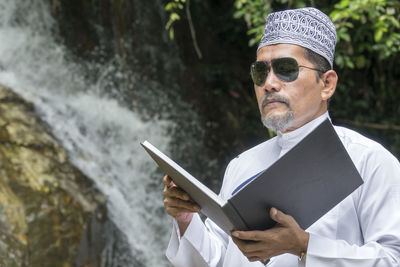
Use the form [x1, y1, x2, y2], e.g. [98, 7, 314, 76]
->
[0, 0, 196, 265]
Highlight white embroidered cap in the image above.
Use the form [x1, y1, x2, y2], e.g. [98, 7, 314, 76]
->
[258, 7, 337, 68]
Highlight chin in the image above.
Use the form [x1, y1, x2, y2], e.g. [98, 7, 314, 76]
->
[261, 111, 294, 132]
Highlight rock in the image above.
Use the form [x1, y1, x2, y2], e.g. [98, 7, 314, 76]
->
[0, 84, 130, 266]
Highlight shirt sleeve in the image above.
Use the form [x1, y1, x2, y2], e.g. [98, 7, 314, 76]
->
[165, 214, 229, 267]
[165, 160, 237, 267]
[305, 147, 400, 267]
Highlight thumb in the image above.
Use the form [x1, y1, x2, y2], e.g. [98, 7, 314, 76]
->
[270, 207, 293, 226]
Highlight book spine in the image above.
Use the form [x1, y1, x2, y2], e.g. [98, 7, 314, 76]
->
[222, 200, 249, 231]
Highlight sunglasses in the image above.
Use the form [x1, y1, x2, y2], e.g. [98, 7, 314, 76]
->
[250, 57, 324, 86]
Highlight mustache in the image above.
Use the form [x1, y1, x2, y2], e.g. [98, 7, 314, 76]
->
[261, 93, 291, 109]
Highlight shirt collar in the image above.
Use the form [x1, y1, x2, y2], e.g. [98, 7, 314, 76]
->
[277, 112, 330, 149]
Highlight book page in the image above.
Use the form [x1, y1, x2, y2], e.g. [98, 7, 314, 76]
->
[141, 141, 226, 207]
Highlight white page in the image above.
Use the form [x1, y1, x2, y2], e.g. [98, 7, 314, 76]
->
[141, 141, 226, 207]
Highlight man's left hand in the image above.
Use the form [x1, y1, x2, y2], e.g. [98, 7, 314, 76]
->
[231, 207, 309, 262]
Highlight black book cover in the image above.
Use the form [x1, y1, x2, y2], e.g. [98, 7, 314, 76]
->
[142, 119, 364, 233]
[228, 119, 364, 231]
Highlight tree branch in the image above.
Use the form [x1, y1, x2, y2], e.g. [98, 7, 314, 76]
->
[335, 119, 400, 131]
[186, 0, 202, 59]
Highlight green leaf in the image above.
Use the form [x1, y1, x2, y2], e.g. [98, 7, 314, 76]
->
[345, 56, 355, 69]
[235, 0, 243, 9]
[374, 28, 385, 42]
[165, 3, 174, 11]
[335, 55, 344, 68]
[391, 17, 400, 28]
[330, 10, 342, 22]
[247, 26, 262, 35]
[340, 32, 351, 42]
[356, 55, 366, 68]
[386, 7, 395, 15]
[339, 0, 350, 9]
[170, 13, 180, 21]
[165, 18, 173, 29]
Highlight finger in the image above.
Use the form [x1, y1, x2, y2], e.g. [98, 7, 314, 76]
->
[164, 197, 200, 211]
[231, 230, 265, 241]
[233, 239, 274, 260]
[270, 207, 298, 227]
[162, 175, 170, 185]
[165, 206, 198, 217]
[163, 186, 191, 201]
[230, 235, 245, 247]
[247, 257, 258, 262]
[247, 256, 265, 262]
[162, 175, 176, 187]
[164, 196, 200, 210]
[232, 236, 273, 260]
[245, 250, 270, 261]
[231, 236, 261, 254]
[230, 237, 246, 253]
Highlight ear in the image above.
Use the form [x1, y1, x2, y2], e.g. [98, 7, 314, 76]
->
[320, 70, 338, 101]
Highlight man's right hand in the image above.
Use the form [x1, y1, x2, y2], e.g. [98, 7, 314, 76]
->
[163, 175, 200, 236]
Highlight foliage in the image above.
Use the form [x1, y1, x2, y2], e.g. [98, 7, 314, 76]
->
[163, 0, 400, 73]
[331, 0, 400, 68]
[163, 0, 400, 157]
[165, 0, 187, 39]
[233, 0, 310, 46]
[232, 0, 400, 69]
[233, 0, 274, 46]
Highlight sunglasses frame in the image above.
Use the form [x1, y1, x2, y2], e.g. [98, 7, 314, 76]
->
[250, 57, 324, 86]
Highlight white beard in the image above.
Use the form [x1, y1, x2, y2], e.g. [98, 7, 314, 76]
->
[261, 111, 294, 132]
[260, 93, 294, 132]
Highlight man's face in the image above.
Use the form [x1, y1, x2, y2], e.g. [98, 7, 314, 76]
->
[254, 43, 328, 132]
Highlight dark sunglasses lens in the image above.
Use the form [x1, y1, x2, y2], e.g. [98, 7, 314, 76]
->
[251, 61, 268, 86]
[272, 57, 299, 82]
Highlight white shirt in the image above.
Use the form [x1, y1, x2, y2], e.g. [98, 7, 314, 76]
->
[166, 113, 400, 266]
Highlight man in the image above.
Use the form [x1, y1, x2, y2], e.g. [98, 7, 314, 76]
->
[162, 7, 400, 266]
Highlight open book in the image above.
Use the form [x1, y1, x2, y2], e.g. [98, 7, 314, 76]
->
[141, 119, 363, 234]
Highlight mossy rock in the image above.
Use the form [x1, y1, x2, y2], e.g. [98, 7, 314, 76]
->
[0, 85, 131, 266]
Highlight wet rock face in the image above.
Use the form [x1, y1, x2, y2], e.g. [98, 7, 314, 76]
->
[0, 84, 118, 266]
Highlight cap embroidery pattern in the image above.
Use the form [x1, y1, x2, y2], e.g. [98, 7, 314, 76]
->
[258, 7, 337, 68]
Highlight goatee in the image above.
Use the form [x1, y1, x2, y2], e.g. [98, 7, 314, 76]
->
[260, 93, 294, 132]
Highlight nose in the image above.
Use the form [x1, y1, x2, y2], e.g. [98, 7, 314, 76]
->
[263, 69, 282, 92]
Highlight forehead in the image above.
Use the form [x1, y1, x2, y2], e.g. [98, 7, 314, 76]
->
[256, 43, 306, 62]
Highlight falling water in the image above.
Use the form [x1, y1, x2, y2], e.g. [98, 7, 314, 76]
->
[0, 0, 198, 265]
